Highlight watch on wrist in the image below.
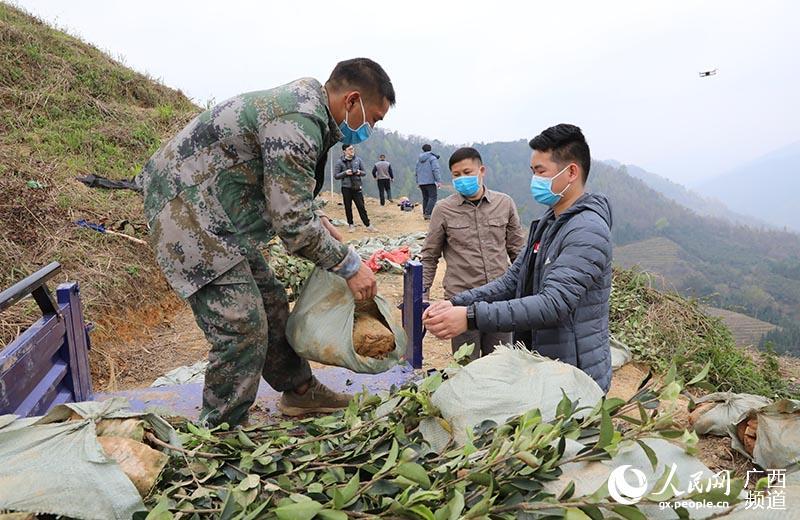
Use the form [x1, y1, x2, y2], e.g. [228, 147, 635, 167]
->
[466, 305, 477, 330]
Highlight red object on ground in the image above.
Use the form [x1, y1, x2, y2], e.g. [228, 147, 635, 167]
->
[366, 246, 411, 272]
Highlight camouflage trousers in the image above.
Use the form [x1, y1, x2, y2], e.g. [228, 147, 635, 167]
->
[187, 251, 312, 427]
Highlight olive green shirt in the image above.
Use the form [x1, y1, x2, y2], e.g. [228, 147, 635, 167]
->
[421, 189, 526, 299]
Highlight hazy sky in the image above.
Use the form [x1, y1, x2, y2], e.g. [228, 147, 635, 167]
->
[14, 0, 800, 185]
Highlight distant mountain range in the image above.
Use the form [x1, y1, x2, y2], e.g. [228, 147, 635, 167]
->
[328, 130, 800, 354]
[696, 140, 800, 232]
[603, 160, 771, 229]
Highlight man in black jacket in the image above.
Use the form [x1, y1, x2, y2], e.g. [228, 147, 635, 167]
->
[335, 144, 376, 232]
[423, 124, 613, 392]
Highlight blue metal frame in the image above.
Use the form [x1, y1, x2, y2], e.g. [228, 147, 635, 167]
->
[0, 263, 92, 416]
[401, 260, 428, 369]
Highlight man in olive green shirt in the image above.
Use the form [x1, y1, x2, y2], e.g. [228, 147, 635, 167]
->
[421, 147, 525, 360]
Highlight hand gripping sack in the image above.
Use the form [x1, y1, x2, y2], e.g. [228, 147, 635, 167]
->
[286, 268, 406, 373]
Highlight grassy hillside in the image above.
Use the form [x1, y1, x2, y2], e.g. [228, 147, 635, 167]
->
[610, 268, 794, 398]
[614, 236, 780, 348]
[0, 4, 198, 353]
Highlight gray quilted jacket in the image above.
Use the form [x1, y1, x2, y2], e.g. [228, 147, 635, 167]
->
[334, 155, 367, 190]
[451, 192, 613, 392]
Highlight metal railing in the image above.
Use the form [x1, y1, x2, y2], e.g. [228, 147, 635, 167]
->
[0, 262, 92, 416]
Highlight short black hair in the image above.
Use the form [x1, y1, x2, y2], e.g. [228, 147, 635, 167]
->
[448, 147, 482, 169]
[342, 144, 351, 151]
[379, 154, 385, 158]
[529, 124, 591, 182]
[422, 144, 432, 152]
[326, 58, 396, 106]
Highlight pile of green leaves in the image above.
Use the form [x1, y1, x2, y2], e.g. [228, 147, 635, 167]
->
[610, 267, 795, 399]
[266, 240, 314, 302]
[143, 356, 743, 519]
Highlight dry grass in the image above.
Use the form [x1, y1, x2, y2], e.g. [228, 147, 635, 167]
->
[0, 3, 198, 383]
[611, 267, 797, 399]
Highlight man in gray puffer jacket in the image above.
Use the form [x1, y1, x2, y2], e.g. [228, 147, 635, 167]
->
[415, 144, 442, 219]
[423, 124, 613, 392]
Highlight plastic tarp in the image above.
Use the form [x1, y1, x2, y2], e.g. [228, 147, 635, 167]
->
[349, 232, 426, 272]
[428, 345, 604, 446]
[420, 346, 745, 517]
[691, 392, 773, 437]
[151, 360, 208, 387]
[350, 232, 426, 258]
[366, 246, 411, 273]
[544, 438, 742, 519]
[0, 398, 179, 520]
[286, 268, 406, 374]
[692, 393, 800, 470]
[610, 336, 633, 370]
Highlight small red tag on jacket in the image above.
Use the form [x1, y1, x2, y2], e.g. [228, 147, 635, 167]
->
[533, 241, 540, 253]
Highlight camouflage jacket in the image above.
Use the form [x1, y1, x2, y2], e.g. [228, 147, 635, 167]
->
[139, 78, 354, 298]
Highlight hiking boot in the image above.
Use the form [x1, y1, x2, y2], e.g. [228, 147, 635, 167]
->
[278, 377, 353, 416]
[348, 224, 356, 232]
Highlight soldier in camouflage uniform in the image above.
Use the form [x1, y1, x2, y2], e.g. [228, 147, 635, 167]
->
[137, 58, 396, 426]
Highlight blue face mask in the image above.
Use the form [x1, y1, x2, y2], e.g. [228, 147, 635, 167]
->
[530, 164, 571, 206]
[339, 97, 372, 145]
[453, 175, 481, 197]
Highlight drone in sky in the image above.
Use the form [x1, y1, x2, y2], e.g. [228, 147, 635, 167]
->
[699, 68, 718, 78]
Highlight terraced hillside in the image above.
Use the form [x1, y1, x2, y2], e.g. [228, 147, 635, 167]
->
[613, 236, 701, 290]
[616, 239, 781, 348]
[703, 306, 778, 348]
